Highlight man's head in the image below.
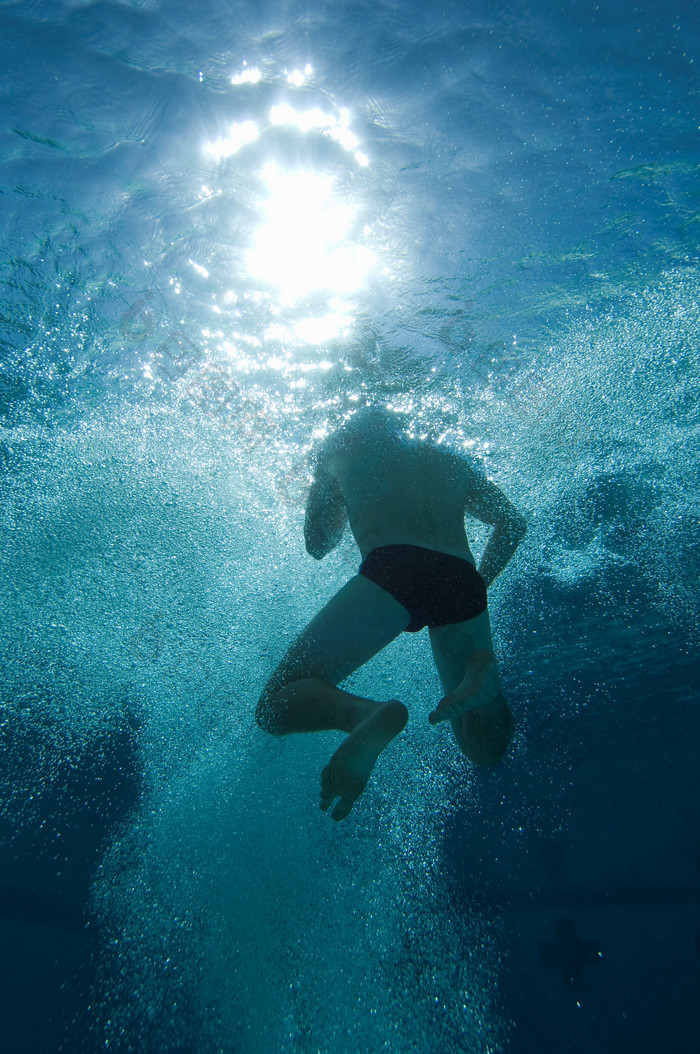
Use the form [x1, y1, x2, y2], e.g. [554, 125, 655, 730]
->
[344, 402, 405, 434]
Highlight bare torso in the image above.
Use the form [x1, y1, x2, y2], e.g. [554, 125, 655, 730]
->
[322, 421, 477, 563]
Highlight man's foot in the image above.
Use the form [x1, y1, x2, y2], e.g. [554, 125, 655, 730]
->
[451, 691, 514, 765]
[428, 649, 499, 725]
[319, 700, 408, 821]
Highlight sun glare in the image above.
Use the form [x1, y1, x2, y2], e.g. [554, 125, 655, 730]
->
[205, 120, 260, 160]
[269, 103, 367, 166]
[245, 164, 374, 308]
[202, 84, 374, 342]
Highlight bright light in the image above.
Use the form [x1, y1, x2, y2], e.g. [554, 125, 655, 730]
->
[245, 164, 375, 306]
[264, 322, 292, 342]
[269, 104, 364, 158]
[286, 64, 313, 86]
[294, 312, 352, 344]
[231, 67, 262, 85]
[189, 259, 210, 278]
[205, 120, 259, 160]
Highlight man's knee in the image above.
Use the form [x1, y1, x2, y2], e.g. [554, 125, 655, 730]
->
[255, 686, 283, 735]
[256, 666, 295, 734]
[453, 693, 514, 766]
[255, 676, 328, 736]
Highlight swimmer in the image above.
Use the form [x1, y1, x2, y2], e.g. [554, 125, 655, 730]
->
[256, 406, 527, 821]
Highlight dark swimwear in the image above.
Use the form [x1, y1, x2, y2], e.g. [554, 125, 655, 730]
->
[359, 544, 487, 633]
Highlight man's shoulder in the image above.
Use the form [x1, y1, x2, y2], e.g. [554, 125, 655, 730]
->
[423, 440, 483, 476]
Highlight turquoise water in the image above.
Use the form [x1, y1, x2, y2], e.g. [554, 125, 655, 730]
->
[1, 1, 699, 1051]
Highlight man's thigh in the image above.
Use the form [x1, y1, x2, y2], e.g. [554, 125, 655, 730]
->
[429, 610, 513, 763]
[428, 609, 496, 694]
[265, 574, 411, 692]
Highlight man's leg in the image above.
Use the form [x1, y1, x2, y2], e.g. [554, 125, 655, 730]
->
[256, 574, 411, 820]
[428, 609, 513, 766]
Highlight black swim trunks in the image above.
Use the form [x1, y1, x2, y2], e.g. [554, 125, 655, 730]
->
[359, 544, 487, 633]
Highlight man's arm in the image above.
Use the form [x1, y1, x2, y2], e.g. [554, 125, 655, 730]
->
[304, 465, 348, 560]
[460, 461, 527, 587]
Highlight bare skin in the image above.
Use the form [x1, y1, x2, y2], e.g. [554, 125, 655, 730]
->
[256, 407, 526, 821]
[319, 699, 409, 821]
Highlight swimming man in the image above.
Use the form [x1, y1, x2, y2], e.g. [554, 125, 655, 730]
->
[256, 407, 527, 821]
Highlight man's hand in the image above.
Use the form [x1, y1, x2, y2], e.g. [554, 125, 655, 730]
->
[428, 650, 500, 724]
[477, 511, 527, 587]
[459, 460, 526, 586]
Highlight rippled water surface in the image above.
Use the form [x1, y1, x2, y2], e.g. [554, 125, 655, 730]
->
[1, 1, 699, 1051]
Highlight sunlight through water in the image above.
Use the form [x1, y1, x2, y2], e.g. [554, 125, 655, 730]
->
[204, 74, 375, 350]
[2, 3, 699, 1052]
[246, 163, 374, 310]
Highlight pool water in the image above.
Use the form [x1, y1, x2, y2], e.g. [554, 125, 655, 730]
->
[1, 1, 698, 1051]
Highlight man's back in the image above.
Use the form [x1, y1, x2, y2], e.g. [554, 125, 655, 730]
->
[323, 417, 476, 561]
[307, 406, 525, 588]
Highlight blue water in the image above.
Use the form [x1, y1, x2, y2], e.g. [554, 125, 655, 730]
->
[1, 1, 699, 1051]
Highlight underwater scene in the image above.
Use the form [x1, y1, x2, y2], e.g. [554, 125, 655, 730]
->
[0, 0, 698, 1050]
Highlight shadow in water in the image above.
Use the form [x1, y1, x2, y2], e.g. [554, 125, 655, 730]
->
[0, 691, 143, 1054]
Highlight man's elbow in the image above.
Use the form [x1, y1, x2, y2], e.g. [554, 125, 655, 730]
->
[500, 511, 527, 542]
[511, 512, 527, 540]
[304, 524, 330, 560]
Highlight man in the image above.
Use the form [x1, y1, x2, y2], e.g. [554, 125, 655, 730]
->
[256, 406, 526, 821]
